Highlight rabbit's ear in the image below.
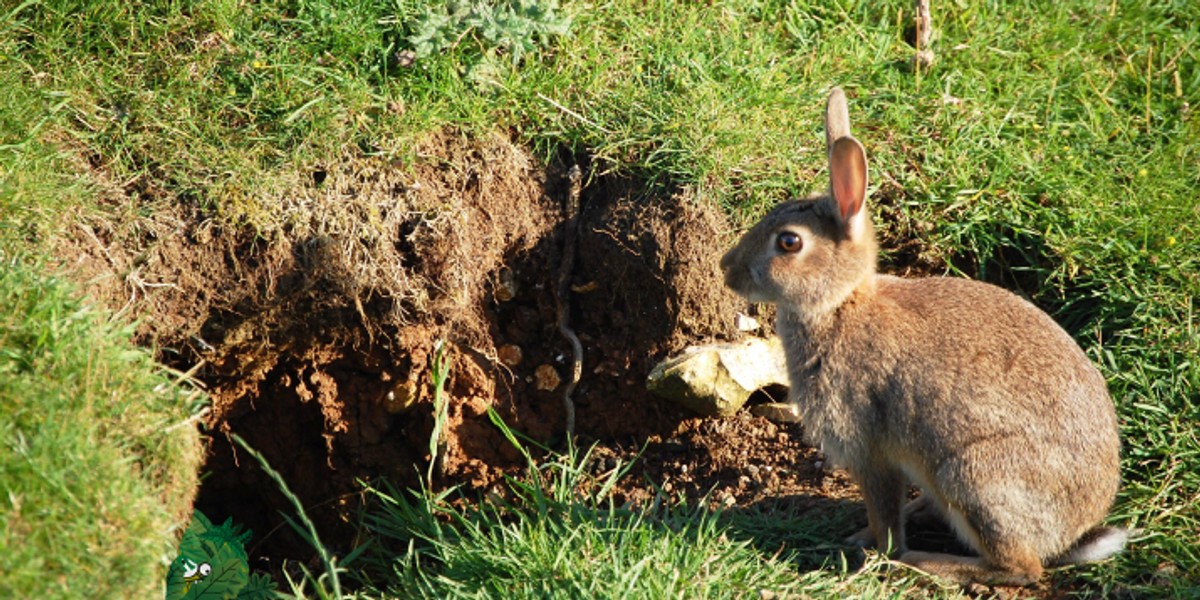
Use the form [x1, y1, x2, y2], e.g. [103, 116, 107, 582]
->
[829, 136, 868, 238]
[825, 87, 852, 153]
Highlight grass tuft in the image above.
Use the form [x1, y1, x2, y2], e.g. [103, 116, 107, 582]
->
[0, 259, 203, 598]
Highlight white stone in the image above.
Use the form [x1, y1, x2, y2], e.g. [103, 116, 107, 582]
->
[646, 336, 790, 418]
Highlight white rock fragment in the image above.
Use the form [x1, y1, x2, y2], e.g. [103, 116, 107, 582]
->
[734, 312, 760, 332]
[646, 336, 790, 418]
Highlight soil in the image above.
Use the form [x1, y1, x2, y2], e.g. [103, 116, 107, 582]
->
[53, 129, 1044, 597]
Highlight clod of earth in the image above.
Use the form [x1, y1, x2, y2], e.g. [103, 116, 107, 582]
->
[534, 363, 562, 391]
[497, 344, 523, 367]
[647, 336, 789, 417]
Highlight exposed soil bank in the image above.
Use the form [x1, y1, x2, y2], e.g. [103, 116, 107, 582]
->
[57, 131, 858, 564]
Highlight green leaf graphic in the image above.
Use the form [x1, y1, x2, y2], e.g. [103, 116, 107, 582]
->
[235, 572, 279, 600]
[200, 517, 251, 562]
[166, 511, 259, 600]
[178, 553, 249, 600]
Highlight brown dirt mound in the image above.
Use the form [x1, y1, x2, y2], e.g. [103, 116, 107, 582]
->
[55, 129, 862, 565]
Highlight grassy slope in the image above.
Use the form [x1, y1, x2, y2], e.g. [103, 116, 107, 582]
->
[0, 263, 203, 598]
[2, 0, 1197, 597]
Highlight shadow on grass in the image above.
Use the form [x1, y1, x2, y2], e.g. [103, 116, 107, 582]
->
[719, 493, 868, 574]
[719, 492, 976, 575]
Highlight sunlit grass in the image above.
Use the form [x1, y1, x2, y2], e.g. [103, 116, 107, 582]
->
[0, 262, 203, 597]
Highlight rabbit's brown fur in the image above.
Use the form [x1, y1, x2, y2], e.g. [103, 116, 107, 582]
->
[720, 88, 1125, 586]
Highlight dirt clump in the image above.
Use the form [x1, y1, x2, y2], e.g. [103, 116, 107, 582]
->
[52, 129, 830, 564]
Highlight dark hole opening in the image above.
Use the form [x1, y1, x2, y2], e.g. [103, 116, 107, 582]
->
[746, 384, 790, 406]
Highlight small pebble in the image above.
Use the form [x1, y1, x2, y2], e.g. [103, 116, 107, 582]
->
[495, 268, 518, 301]
[534, 364, 560, 391]
[497, 344, 523, 367]
[735, 312, 760, 331]
[385, 380, 418, 414]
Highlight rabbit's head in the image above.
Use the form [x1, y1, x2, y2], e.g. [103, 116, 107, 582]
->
[720, 88, 877, 317]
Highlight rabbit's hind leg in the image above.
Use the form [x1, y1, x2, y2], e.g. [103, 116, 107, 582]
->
[900, 499, 1044, 585]
[900, 543, 1043, 586]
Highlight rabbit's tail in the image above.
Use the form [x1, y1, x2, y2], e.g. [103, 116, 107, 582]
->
[1050, 526, 1130, 566]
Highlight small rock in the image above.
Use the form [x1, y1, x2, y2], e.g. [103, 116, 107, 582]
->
[734, 312, 760, 332]
[495, 267, 518, 302]
[463, 395, 490, 418]
[534, 364, 560, 391]
[497, 344, 523, 367]
[385, 379, 419, 414]
[646, 336, 789, 417]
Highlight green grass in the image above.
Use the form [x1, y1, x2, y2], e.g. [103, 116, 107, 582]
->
[2, 0, 1198, 597]
[0, 261, 203, 598]
[342, 417, 956, 600]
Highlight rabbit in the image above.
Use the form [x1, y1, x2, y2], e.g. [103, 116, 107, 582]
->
[719, 87, 1127, 586]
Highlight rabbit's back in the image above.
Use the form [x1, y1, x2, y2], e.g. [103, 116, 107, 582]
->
[867, 275, 1115, 439]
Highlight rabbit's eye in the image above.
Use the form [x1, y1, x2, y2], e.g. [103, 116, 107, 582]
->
[777, 232, 802, 253]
